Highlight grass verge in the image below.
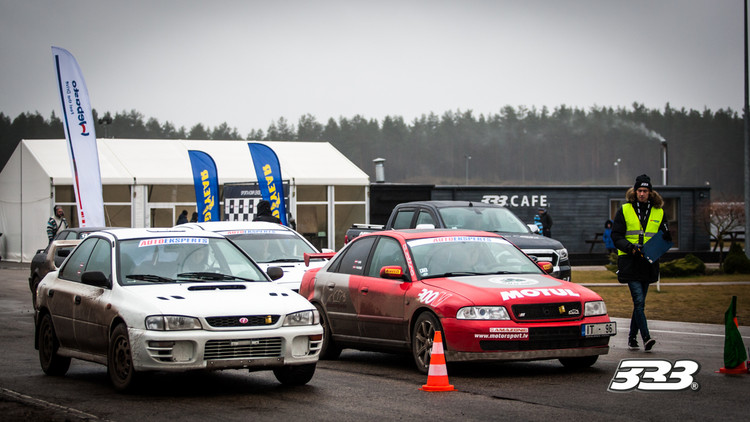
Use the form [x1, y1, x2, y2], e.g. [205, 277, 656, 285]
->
[573, 270, 750, 325]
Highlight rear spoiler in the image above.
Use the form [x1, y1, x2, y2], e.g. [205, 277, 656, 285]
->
[304, 252, 336, 267]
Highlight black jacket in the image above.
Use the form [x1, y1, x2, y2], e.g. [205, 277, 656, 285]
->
[611, 189, 671, 284]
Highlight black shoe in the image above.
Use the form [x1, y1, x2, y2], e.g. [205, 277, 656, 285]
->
[644, 338, 656, 352]
[628, 338, 639, 350]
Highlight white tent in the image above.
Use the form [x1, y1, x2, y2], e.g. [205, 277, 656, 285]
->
[0, 139, 370, 262]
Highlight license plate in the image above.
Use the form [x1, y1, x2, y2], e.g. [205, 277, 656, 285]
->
[582, 322, 616, 337]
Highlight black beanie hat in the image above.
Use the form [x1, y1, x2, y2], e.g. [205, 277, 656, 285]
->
[634, 174, 652, 191]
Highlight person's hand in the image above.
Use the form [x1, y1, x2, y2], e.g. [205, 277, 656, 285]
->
[629, 244, 642, 256]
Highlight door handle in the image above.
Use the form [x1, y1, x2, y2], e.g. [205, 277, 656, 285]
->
[74, 295, 81, 305]
[326, 283, 335, 290]
[47, 290, 54, 297]
[360, 286, 369, 294]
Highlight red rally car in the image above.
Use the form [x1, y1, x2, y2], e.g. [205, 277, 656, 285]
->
[300, 229, 616, 373]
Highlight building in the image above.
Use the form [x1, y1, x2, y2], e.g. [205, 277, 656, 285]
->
[0, 139, 369, 262]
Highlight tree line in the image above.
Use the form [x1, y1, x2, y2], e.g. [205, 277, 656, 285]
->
[0, 103, 743, 198]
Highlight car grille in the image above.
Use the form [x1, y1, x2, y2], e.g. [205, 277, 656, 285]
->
[511, 301, 581, 321]
[479, 326, 609, 351]
[522, 248, 558, 267]
[204, 337, 283, 360]
[205, 315, 280, 327]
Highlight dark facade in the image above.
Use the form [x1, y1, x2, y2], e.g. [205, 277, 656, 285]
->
[369, 183, 712, 254]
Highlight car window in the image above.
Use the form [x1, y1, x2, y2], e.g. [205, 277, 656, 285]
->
[330, 236, 376, 275]
[415, 211, 435, 227]
[59, 237, 98, 282]
[84, 239, 112, 282]
[225, 229, 318, 263]
[366, 237, 407, 278]
[391, 209, 415, 229]
[438, 207, 529, 233]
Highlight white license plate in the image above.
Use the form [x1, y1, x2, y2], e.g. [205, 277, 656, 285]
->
[582, 322, 616, 337]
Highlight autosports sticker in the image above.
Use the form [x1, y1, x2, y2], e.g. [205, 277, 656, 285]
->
[500, 288, 580, 301]
[474, 327, 529, 341]
[223, 229, 294, 236]
[417, 288, 452, 306]
[407, 236, 509, 247]
[138, 238, 209, 247]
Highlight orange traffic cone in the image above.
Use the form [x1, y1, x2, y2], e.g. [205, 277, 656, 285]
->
[420, 331, 456, 392]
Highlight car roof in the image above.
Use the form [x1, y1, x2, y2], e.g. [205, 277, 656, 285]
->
[94, 227, 227, 241]
[400, 200, 505, 209]
[178, 221, 292, 233]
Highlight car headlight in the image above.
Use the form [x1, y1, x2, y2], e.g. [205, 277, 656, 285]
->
[145, 315, 202, 331]
[456, 306, 510, 320]
[584, 301, 607, 316]
[283, 309, 320, 326]
[556, 248, 569, 261]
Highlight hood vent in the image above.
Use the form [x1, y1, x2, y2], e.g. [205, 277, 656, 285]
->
[188, 284, 247, 291]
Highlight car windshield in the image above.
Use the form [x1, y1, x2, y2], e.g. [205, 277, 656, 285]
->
[407, 235, 543, 279]
[117, 237, 268, 285]
[221, 229, 318, 263]
[438, 206, 530, 234]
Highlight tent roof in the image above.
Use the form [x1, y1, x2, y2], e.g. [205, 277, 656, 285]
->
[21, 139, 370, 186]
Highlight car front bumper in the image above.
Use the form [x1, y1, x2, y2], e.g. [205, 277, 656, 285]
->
[129, 324, 323, 372]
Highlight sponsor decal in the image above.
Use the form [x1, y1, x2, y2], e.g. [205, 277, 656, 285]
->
[608, 359, 701, 392]
[500, 288, 580, 301]
[488, 277, 539, 286]
[474, 327, 529, 340]
[224, 229, 292, 235]
[417, 288, 452, 306]
[138, 238, 210, 247]
[402, 242, 416, 279]
[408, 236, 507, 247]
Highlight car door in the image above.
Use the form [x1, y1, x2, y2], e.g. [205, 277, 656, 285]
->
[356, 236, 410, 344]
[73, 237, 115, 356]
[319, 236, 376, 339]
[47, 237, 99, 351]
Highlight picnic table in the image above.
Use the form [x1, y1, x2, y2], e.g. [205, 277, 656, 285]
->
[585, 232, 604, 253]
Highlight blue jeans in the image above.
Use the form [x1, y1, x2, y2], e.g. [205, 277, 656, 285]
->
[627, 280, 651, 341]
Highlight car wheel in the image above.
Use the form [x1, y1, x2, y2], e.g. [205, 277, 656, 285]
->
[272, 363, 316, 386]
[314, 303, 342, 360]
[559, 355, 599, 369]
[108, 323, 137, 392]
[38, 313, 71, 376]
[411, 312, 443, 374]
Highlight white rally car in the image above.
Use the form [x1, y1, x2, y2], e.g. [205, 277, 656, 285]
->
[180, 221, 331, 292]
[34, 228, 322, 392]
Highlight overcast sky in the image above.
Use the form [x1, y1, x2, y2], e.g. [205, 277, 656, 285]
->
[0, 0, 744, 136]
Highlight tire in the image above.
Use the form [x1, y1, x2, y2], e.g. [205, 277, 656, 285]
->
[108, 323, 137, 392]
[314, 303, 342, 360]
[411, 312, 443, 374]
[559, 355, 599, 369]
[38, 313, 71, 376]
[273, 363, 316, 386]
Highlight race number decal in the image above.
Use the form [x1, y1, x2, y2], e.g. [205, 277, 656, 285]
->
[417, 288, 452, 307]
[608, 359, 700, 392]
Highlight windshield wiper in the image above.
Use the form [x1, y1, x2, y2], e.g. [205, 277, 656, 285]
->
[421, 271, 484, 279]
[266, 258, 303, 263]
[176, 272, 259, 282]
[125, 274, 175, 283]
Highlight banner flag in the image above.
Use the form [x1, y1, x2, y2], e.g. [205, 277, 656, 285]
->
[188, 150, 220, 222]
[247, 143, 288, 225]
[723, 296, 748, 369]
[51, 46, 105, 227]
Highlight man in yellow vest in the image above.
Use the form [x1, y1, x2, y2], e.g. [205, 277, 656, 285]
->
[611, 174, 672, 352]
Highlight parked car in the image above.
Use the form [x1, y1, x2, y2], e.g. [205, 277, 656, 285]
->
[29, 227, 112, 305]
[344, 201, 571, 280]
[300, 229, 615, 373]
[180, 221, 332, 292]
[35, 227, 323, 391]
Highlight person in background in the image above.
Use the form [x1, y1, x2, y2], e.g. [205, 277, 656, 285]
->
[176, 210, 189, 225]
[603, 219, 616, 255]
[533, 214, 543, 234]
[611, 174, 671, 353]
[47, 205, 68, 243]
[190, 212, 199, 223]
[537, 208, 552, 237]
[254, 200, 281, 224]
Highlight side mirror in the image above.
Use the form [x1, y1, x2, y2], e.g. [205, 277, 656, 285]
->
[380, 265, 407, 280]
[527, 224, 539, 234]
[538, 262, 553, 274]
[266, 266, 284, 281]
[81, 271, 111, 288]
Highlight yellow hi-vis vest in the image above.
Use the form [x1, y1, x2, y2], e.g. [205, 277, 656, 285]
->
[618, 203, 664, 256]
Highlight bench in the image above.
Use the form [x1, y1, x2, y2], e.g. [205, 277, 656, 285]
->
[711, 230, 745, 252]
[584, 232, 604, 253]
